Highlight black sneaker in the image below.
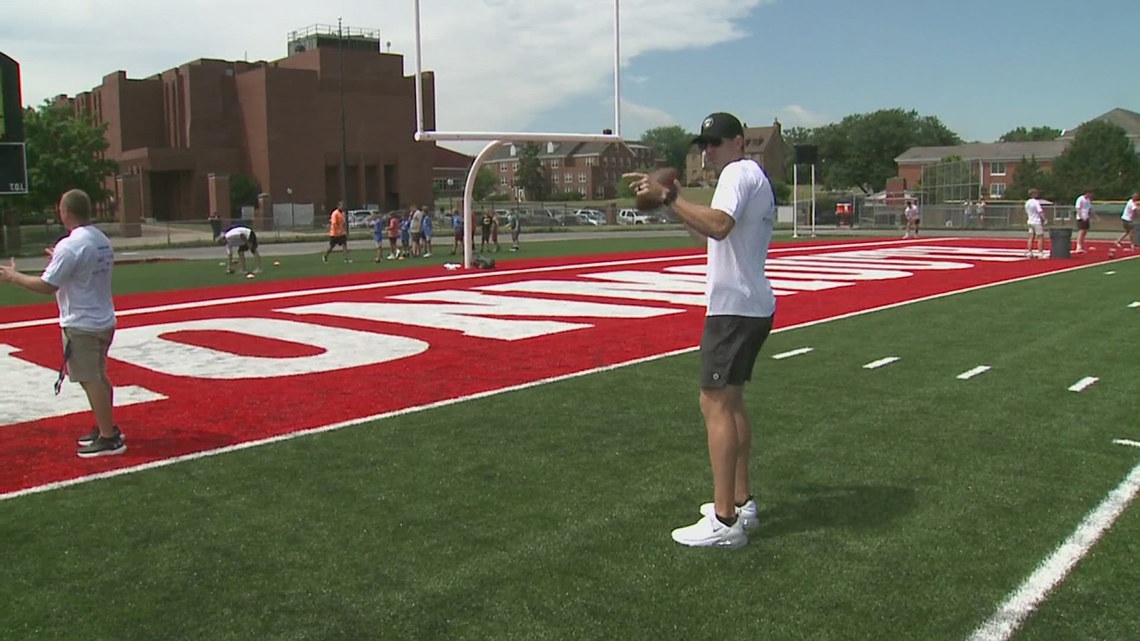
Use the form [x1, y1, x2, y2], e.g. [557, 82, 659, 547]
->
[77, 425, 123, 446]
[77, 433, 127, 458]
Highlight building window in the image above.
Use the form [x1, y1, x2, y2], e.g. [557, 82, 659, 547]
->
[579, 172, 587, 183]
[499, 164, 506, 172]
[552, 173, 560, 184]
[989, 183, 1006, 198]
[990, 162, 1006, 176]
[500, 177, 508, 186]
[595, 186, 605, 198]
[565, 173, 572, 183]
[551, 160, 559, 169]
[513, 162, 518, 171]
[586, 157, 597, 166]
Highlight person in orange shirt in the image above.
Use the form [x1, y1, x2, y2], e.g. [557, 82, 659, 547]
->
[322, 202, 352, 263]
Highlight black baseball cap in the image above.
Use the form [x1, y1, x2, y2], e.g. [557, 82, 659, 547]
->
[692, 112, 745, 145]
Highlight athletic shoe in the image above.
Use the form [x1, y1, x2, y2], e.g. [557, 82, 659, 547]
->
[77, 425, 123, 446]
[670, 513, 747, 549]
[344, 259, 353, 264]
[423, 252, 432, 258]
[77, 433, 126, 458]
[322, 255, 328, 263]
[699, 499, 759, 532]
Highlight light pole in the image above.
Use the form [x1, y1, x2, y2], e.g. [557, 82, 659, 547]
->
[286, 187, 294, 229]
[338, 18, 349, 210]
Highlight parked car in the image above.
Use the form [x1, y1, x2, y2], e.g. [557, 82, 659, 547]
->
[573, 209, 606, 226]
[618, 208, 653, 225]
[347, 209, 378, 228]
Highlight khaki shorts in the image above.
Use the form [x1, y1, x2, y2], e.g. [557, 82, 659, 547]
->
[62, 327, 114, 383]
[1028, 223, 1044, 235]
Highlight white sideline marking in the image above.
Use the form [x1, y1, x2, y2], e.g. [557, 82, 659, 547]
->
[0, 237, 949, 331]
[863, 356, 899, 369]
[1128, 301, 1139, 308]
[2, 242, 1130, 502]
[1114, 439, 1140, 449]
[1068, 377, 1099, 393]
[772, 347, 813, 360]
[968, 461, 1140, 641]
[957, 365, 991, 380]
[1104, 271, 1116, 275]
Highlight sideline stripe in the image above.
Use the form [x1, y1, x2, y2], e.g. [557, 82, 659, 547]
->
[957, 365, 991, 380]
[1128, 302, 1139, 308]
[1113, 439, 1140, 449]
[0, 242, 1126, 503]
[863, 356, 899, 369]
[967, 461, 1140, 641]
[0, 237, 958, 331]
[772, 347, 813, 360]
[1104, 271, 1116, 275]
[1067, 377, 1099, 393]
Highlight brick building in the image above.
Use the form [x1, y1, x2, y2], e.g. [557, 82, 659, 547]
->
[64, 25, 437, 223]
[894, 108, 1140, 200]
[684, 119, 786, 186]
[481, 140, 661, 201]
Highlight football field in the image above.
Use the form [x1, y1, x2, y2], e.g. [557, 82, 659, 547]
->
[1, 236, 1137, 640]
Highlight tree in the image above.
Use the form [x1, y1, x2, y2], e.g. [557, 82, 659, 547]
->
[1006, 156, 1052, 201]
[999, 126, 1062, 142]
[514, 142, 549, 201]
[614, 165, 655, 199]
[824, 109, 961, 192]
[640, 125, 693, 171]
[1049, 120, 1140, 200]
[229, 175, 260, 216]
[472, 166, 497, 202]
[20, 101, 118, 216]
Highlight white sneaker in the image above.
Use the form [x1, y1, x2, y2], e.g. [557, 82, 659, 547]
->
[670, 513, 747, 549]
[699, 499, 759, 532]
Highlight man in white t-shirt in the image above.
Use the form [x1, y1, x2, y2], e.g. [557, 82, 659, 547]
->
[625, 111, 776, 549]
[1113, 192, 1138, 253]
[1024, 188, 1047, 258]
[1074, 189, 1095, 253]
[903, 201, 920, 238]
[217, 224, 263, 274]
[0, 189, 124, 457]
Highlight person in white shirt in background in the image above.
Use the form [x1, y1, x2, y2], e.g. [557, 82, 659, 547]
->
[975, 198, 986, 228]
[217, 225, 263, 274]
[0, 189, 124, 457]
[1024, 189, 1048, 258]
[903, 200, 920, 238]
[1073, 189, 1096, 253]
[1112, 192, 1138, 253]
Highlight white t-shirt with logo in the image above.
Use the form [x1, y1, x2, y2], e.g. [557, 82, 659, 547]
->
[40, 225, 116, 331]
[1075, 195, 1092, 221]
[1025, 198, 1045, 225]
[706, 159, 776, 318]
[1123, 199, 1137, 222]
[223, 226, 252, 250]
[904, 204, 919, 221]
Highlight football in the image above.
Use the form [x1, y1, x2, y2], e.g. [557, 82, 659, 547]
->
[635, 167, 680, 211]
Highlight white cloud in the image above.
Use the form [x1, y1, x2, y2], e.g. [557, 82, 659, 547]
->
[5, 0, 775, 141]
[615, 98, 677, 133]
[772, 104, 833, 128]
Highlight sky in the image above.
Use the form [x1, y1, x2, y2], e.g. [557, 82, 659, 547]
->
[3, 0, 1138, 154]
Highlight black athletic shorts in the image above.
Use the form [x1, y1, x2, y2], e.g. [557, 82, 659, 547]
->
[699, 314, 774, 388]
[329, 234, 348, 247]
[1076, 219, 1090, 231]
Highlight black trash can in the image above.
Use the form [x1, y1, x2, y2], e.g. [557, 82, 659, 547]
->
[1049, 228, 1072, 258]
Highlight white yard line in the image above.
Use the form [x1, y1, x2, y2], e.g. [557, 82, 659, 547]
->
[1067, 377, 1099, 393]
[957, 365, 991, 380]
[1113, 439, 1140, 449]
[771, 347, 813, 360]
[968, 461, 1140, 641]
[863, 356, 899, 369]
[1104, 271, 1116, 275]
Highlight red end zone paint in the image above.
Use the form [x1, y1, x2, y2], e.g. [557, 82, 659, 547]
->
[0, 238, 1125, 498]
